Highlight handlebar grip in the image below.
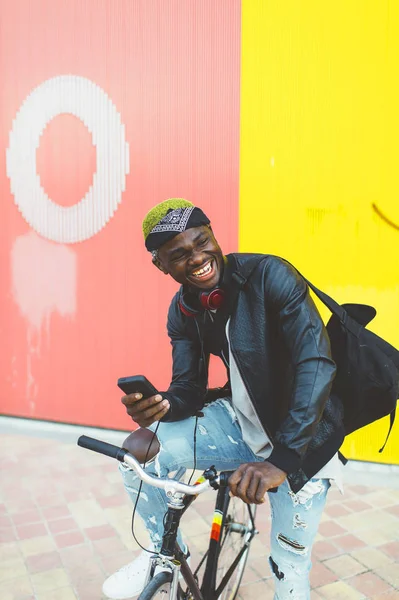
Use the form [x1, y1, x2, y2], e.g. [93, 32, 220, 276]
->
[219, 472, 278, 493]
[77, 435, 126, 462]
[218, 471, 232, 487]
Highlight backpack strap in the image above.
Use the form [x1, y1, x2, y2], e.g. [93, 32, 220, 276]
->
[283, 260, 362, 337]
[379, 409, 396, 453]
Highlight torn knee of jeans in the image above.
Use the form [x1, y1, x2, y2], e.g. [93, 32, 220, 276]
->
[288, 479, 325, 510]
[276, 533, 308, 556]
[269, 556, 285, 581]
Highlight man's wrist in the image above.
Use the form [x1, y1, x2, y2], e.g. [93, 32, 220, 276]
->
[267, 442, 301, 475]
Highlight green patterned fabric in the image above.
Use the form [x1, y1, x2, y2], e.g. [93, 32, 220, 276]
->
[142, 198, 194, 241]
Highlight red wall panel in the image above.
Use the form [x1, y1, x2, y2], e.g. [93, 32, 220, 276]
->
[0, 0, 241, 429]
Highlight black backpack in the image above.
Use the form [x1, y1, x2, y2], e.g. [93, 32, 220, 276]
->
[303, 277, 399, 452]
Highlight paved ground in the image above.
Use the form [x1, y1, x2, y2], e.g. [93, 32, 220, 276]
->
[0, 419, 398, 600]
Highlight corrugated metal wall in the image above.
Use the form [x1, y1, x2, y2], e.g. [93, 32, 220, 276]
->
[240, 0, 399, 464]
[0, 0, 240, 430]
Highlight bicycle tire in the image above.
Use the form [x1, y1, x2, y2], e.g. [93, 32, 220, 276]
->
[215, 497, 257, 600]
[137, 571, 173, 600]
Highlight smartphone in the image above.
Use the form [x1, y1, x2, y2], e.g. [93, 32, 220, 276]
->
[117, 375, 159, 399]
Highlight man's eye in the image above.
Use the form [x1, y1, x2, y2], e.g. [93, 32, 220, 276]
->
[198, 237, 209, 247]
[172, 253, 186, 262]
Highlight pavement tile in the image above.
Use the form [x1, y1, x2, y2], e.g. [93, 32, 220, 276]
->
[97, 494, 126, 508]
[379, 541, 399, 561]
[240, 565, 262, 585]
[347, 572, 392, 597]
[355, 526, 398, 547]
[362, 491, 397, 509]
[0, 515, 12, 527]
[318, 521, 347, 538]
[324, 504, 351, 518]
[310, 591, 325, 599]
[0, 557, 28, 583]
[26, 550, 63, 574]
[0, 528, 17, 543]
[374, 563, 399, 588]
[55, 530, 85, 549]
[323, 555, 368, 579]
[12, 509, 43, 526]
[249, 554, 270, 579]
[36, 587, 77, 600]
[309, 561, 338, 588]
[34, 493, 65, 508]
[5, 499, 37, 514]
[343, 499, 372, 512]
[0, 541, 21, 561]
[351, 547, 395, 570]
[84, 524, 119, 541]
[0, 574, 34, 597]
[48, 517, 78, 534]
[68, 500, 108, 528]
[31, 567, 71, 593]
[42, 505, 71, 521]
[16, 523, 48, 540]
[19, 535, 56, 557]
[64, 490, 94, 503]
[335, 510, 377, 532]
[92, 536, 129, 557]
[386, 505, 399, 518]
[68, 561, 105, 587]
[238, 579, 275, 599]
[333, 534, 366, 553]
[317, 580, 364, 599]
[99, 549, 138, 576]
[60, 543, 95, 569]
[74, 582, 107, 600]
[370, 592, 399, 600]
[348, 485, 371, 495]
[312, 540, 341, 561]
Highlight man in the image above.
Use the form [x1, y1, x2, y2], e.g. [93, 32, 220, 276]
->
[103, 198, 345, 600]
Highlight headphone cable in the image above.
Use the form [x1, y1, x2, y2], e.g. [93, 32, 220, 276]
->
[130, 421, 161, 555]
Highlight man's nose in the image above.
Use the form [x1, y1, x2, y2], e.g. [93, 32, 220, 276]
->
[188, 250, 206, 266]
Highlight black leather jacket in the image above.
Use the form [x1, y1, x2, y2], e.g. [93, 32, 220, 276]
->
[162, 253, 345, 492]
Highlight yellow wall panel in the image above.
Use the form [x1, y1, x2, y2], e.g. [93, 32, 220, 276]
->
[240, 0, 399, 464]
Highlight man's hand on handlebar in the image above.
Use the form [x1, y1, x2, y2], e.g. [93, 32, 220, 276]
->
[121, 393, 170, 427]
[229, 461, 287, 505]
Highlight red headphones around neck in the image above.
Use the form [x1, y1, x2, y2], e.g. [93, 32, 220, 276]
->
[179, 287, 226, 317]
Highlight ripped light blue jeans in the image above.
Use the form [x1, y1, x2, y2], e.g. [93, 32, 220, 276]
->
[119, 399, 330, 600]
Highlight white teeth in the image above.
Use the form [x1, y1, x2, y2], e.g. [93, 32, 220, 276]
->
[192, 262, 213, 278]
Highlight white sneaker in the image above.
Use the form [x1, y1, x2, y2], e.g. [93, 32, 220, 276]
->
[102, 548, 189, 600]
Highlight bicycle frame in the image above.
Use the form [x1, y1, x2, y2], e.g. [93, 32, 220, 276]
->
[76, 436, 257, 600]
[144, 472, 256, 600]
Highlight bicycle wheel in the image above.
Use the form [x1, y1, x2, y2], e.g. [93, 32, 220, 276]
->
[138, 571, 174, 600]
[215, 496, 257, 600]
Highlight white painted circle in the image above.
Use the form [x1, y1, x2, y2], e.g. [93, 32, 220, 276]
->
[6, 75, 130, 243]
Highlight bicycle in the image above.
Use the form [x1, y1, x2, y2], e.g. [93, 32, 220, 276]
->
[77, 435, 258, 600]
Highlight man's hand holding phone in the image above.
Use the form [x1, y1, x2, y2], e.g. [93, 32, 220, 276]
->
[121, 393, 170, 427]
[118, 376, 169, 427]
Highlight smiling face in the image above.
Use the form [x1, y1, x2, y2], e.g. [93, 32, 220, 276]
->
[156, 225, 225, 290]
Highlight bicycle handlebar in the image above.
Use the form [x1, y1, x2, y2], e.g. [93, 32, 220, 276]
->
[78, 435, 127, 462]
[77, 435, 221, 496]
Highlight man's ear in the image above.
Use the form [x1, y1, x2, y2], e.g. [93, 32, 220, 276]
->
[152, 256, 168, 274]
